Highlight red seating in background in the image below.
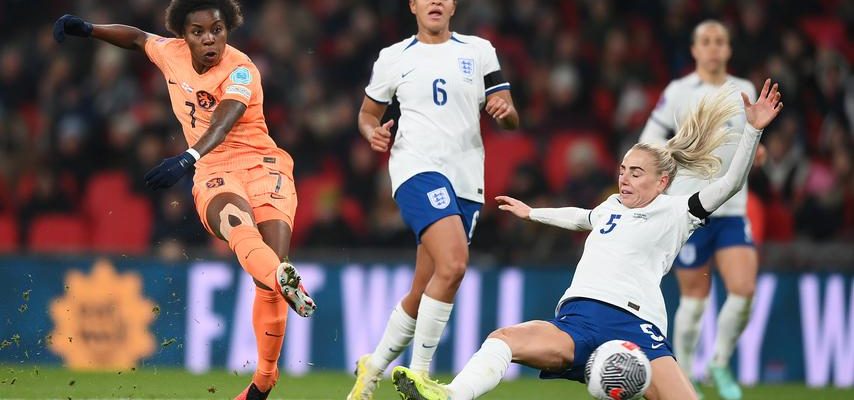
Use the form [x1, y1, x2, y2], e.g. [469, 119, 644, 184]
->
[83, 170, 152, 254]
[83, 171, 131, 217]
[0, 215, 18, 252]
[799, 16, 846, 49]
[28, 214, 88, 253]
[293, 173, 342, 245]
[544, 133, 612, 192]
[764, 199, 795, 242]
[483, 134, 536, 198]
[90, 195, 153, 254]
[746, 191, 766, 245]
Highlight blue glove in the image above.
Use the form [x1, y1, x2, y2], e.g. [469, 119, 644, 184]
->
[53, 14, 94, 43]
[144, 151, 197, 190]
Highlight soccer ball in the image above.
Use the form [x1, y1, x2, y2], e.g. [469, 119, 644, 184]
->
[584, 340, 652, 400]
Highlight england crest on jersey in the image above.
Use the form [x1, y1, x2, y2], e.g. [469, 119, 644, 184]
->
[427, 187, 451, 209]
[458, 58, 474, 83]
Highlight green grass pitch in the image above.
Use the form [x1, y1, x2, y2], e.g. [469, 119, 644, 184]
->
[0, 366, 851, 399]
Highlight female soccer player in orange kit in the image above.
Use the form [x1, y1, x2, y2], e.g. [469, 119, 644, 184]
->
[54, 1, 315, 399]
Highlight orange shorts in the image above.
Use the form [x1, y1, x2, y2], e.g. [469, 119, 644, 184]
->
[192, 164, 297, 237]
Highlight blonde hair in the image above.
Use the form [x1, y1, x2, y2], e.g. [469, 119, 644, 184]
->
[633, 86, 742, 187]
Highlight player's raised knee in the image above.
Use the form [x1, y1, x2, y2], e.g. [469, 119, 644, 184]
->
[218, 202, 254, 241]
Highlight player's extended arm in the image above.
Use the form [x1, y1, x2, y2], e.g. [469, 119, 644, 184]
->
[691, 79, 783, 217]
[191, 100, 247, 156]
[144, 100, 247, 190]
[495, 195, 593, 231]
[54, 15, 149, 51]
[485, 90, 519, 130]
[358, 96, 393, 152]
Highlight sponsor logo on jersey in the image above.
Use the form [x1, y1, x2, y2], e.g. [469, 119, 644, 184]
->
[196, 91, 217, 110]
[427, 187, 451, 209]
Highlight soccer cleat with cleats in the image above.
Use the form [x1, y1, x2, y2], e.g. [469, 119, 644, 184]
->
[347, 354, 382, 400]
[709, 365, 742, 400]
[233, 383, 271, 400]
[392, 366, 449, 400]
[277, 262, 317, 317]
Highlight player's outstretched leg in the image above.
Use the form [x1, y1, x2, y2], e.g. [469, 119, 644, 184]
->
[392, 366, 449, 400]
[227, 224, 316, 317]
[348, 247, 430, 400]
[410, 217, 467, 373]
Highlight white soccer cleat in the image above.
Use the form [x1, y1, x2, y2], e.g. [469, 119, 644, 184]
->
[276, 262, 317, 317]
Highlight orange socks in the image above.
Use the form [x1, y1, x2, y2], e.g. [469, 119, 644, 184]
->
[251, 286, 288, 392]
[227, 225, 288, 392]
[228, 225, 281, 291]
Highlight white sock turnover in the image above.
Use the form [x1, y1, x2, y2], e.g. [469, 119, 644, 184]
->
[409, 294, 454, 373]
[446, 338, 512, 400]
[368, 302, 417, 373]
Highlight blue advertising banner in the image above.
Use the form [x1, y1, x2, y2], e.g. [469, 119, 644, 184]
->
[0, 257, 851, 388]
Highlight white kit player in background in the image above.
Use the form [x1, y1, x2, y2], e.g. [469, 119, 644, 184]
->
[639, 20, 761, 400]
[348, 1, 519, 399]
[391, 81, 782, 400]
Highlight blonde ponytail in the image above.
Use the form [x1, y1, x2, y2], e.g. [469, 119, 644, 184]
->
[667, 86, 741, 178]
[632, 86, 741, 187]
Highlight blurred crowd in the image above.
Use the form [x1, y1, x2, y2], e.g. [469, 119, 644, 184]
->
[0, 0, 851, 263]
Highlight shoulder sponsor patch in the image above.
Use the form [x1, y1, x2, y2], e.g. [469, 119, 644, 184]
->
[230, 66, 252, 85]
[225, 84, 252, 100]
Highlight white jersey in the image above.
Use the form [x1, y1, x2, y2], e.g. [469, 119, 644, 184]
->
[640, 73, 756, 216]
[365, 33, 509, 203]
[554, 194, 704, 334]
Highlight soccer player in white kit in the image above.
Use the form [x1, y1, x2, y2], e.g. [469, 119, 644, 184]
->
[639, 20, 760, 400]
[391, 81, 782, 400]
[347, 1, 519, 399]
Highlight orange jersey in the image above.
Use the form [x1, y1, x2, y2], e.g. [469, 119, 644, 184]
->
[144, 35, 293, 174]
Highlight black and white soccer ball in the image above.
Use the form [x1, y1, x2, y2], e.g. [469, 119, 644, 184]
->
[584, 340, 652, 400]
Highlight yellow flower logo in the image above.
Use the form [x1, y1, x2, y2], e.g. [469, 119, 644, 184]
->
[49, 259, 156, 370]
